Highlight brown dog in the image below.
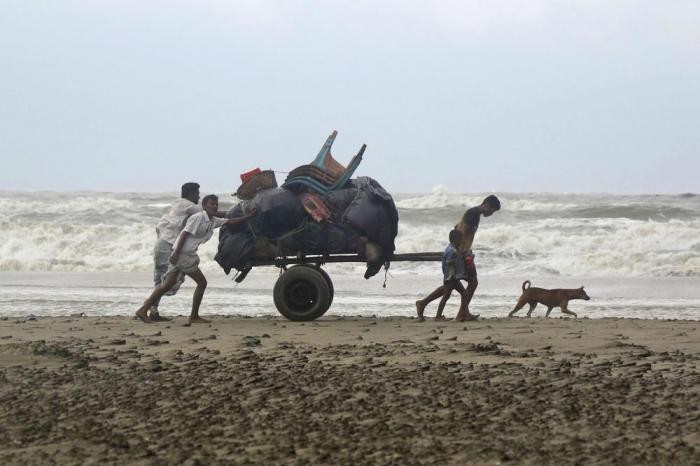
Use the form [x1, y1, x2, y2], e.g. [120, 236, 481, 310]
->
[508, 281, 590, 318]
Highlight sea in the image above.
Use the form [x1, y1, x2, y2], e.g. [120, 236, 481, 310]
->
[1, 189, 699, 320]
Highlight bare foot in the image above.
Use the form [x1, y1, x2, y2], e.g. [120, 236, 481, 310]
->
[435, 315, 451, 321]
[149, 312, 172, 322]
[189, 316, 211, 324]
[455, 310, 480, 322]
[415, 300, 426, 320]
[134, 311, 151, 323]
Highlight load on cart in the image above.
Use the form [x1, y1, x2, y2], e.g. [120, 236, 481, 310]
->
[215, 131, 437, 321]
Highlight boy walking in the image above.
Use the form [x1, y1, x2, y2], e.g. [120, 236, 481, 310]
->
[416, 195, 501, 322]
[416, 229, 468, 321]
[136, 194, 255, 324]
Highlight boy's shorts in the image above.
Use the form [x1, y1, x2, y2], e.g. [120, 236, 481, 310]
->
[443, 257, 477, 286]
[443, 279, 466, 293]
[166, 253, 200, 275]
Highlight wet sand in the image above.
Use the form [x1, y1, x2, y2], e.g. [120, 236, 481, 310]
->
[0, 315, 698, 465]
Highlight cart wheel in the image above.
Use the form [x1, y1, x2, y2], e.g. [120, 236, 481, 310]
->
[273, 265, 331, 321]
[295, 265, 334, 307]
[316, 267, 334, 307]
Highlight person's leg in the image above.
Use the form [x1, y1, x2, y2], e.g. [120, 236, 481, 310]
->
[452, 281, 468, 321]
[416, 285, 445, 320]
[456, 260, 479, 322]
[436, 281, 457, 320]
[463, 277, 478, 308]
[455, 278, 479, 321]
[163, 271, 186, 296]
[151, 240, 186, 320]
[186, 269, 209, 323]
[136, 272, 180, 322]
[152, 239, 171, 308]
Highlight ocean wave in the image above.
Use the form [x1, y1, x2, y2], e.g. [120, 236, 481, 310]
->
[395, 187, 578, 211]
[393, 217, 700, 277]
[566, 205, 698, 221]
[0, 220, 223, 273]
[1, 191, 699, 277]
[0, 195, 139, 215]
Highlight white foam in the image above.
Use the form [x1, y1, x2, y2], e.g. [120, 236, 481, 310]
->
[476, 218, 700, 277]
[0, 195, 138, 215]
[1, 191, 699, 277]
[396, 187, 577, 211]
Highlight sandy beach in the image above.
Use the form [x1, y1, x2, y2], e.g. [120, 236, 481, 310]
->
[0, 315, 697, 465]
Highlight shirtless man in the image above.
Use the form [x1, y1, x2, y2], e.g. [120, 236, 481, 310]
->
[415, 195, 501, 322]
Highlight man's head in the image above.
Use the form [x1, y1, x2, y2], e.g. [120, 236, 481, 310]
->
[449, 229, 462, 246]
[181, 182, 200, 204]
[201, 194, 218, 217]
[480, 195, 501, 217]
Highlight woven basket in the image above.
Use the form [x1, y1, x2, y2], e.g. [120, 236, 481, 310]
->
[235, 170, 277, 200]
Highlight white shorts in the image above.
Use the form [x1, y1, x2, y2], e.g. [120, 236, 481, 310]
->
[166, 253, 200, 275]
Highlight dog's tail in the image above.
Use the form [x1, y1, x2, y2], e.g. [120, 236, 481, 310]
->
[522, 280, 531, 291]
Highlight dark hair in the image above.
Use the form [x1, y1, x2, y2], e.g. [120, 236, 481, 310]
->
[181, 182, 200, 199]
[483, 195, 501, 211]
[201, 194, 218, 206]
[449, 229, 462, 245]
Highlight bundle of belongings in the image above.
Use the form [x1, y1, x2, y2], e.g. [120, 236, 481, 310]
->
[215, 131, 398, 280]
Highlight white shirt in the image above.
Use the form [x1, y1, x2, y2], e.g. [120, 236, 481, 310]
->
[178, 211, 228, 254]
[156, 199, 202, 244]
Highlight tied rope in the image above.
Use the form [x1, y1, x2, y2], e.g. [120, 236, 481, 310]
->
[382, 261, 391, 288]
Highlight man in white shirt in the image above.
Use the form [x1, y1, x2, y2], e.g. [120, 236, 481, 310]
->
[136, 194, 255, 324]
[149, 182, 202, 321]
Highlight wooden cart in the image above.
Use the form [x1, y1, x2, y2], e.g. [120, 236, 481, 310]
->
[237, 252, 442, 321]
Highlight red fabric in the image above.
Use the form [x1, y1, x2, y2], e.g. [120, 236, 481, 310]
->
[240, 168, 261, 183]
[464, 254, 477, 281]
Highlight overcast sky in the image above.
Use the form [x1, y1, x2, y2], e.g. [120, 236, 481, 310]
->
[1, 0, 698, 194]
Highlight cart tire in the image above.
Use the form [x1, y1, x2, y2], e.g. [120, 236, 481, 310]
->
[317, 267, 334, 307]
[302, 265, 334, 307]
[288, 264, 334, 307]
[274, 265, 331, 321]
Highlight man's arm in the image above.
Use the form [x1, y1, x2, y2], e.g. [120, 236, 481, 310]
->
[455, 222, 476, 253]
[170, 231, 190, 265]
[461, 230, 476, 254]
[171, 213, 202, 264]
[209, 209, 257, 230]
[225, 209, 257, 225]
[456, 209, 479, 253]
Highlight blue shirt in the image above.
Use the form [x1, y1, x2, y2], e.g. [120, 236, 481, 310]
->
[442, 243, 466, 280]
